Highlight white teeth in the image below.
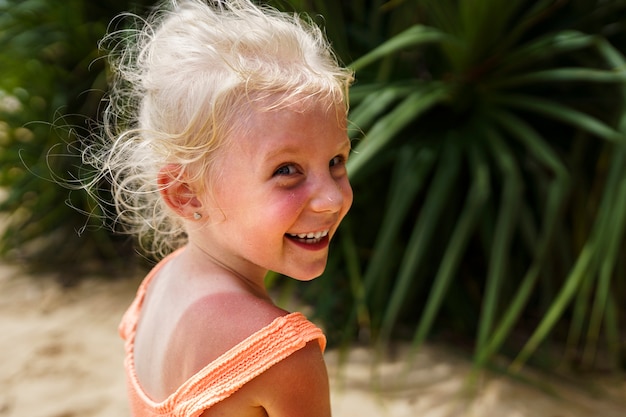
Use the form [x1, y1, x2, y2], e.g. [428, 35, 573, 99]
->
[288, 230, 329, 240]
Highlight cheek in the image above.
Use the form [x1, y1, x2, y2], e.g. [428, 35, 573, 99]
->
[341, 179, 354, 216]
[247, 189, 308, 228]
[274, 190, 308, 215]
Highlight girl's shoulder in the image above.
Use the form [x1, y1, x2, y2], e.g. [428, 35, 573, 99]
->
[173, 294, 330, 417]
[163, 291, 289, 384]
[176, 290, 289, 347]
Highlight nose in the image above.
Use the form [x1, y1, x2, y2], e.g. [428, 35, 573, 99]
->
[309, 174, 352, 214]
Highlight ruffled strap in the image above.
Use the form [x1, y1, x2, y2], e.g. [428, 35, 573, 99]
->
[171, 312, 326, 417]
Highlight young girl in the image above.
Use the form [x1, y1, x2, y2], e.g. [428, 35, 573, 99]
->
[88, 0, 354, 416]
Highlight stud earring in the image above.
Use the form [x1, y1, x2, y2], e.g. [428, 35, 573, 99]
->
[193, 212, 202, 220]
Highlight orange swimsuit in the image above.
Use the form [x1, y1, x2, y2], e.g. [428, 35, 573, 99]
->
[119, 250, 326, 417]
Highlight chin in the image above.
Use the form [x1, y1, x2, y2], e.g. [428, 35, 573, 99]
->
[293, 272, 323, 282]
[285, 264, 327, 282]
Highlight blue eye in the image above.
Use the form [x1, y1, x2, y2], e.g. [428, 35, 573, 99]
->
[274, 164, 297, 176]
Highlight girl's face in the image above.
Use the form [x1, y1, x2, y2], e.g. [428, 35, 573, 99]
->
[194, 100, 353, 282]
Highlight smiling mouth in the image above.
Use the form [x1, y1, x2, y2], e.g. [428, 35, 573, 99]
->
[286, 230, 329, 244]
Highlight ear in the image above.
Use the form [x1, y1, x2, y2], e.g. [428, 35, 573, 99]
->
[157, 164, 202, 219]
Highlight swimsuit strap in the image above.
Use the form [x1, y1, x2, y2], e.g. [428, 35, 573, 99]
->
[172, 312, 325, 417]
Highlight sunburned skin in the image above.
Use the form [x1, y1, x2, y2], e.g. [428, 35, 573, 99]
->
[161, 291, 288, 398]
[186, 100, 353, 284]
[130, 277, 328, 417]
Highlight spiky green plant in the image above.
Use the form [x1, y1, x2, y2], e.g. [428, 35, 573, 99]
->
[2, 0, 625, 372]
[286, 0, 626, 372]
[0, 0, 154, 276]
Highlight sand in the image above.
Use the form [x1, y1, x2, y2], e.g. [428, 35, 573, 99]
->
[1, 261, 625, 417]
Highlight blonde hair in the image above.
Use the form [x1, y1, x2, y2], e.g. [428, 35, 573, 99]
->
[84, 0, 354, 258]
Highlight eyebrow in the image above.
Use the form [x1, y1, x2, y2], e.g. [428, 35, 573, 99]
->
[261, 146, 302, 162]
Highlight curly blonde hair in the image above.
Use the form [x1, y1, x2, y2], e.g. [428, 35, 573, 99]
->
[83, 0, 354, 258]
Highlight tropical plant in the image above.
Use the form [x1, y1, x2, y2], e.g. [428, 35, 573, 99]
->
[0, 0, 154, 276]
[283, 0, 626, 372]
[3, 0, 626, 373]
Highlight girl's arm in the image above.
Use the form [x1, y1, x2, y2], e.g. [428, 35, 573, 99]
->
[199, 340, 331, 417]
[256, 340, 332, 417]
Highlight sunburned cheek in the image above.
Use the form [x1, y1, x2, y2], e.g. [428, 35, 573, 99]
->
[240, 189, 306, 215]
[275, 190, 308, 213]
[242, 191, 307, 233]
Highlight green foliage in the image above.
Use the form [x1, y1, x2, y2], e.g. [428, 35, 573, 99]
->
[2, 0, 626, 373]
[290, 0, 626, 372]
[0, 0, 153, 275]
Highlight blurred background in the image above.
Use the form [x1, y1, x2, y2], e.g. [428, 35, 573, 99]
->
[1, 0, 626, 387]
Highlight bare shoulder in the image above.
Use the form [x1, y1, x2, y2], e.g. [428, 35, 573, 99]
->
[165, 292, 288, 383]
[169, 292, 331, 417]
[199, 339, 330, 417]
[247, 340, 331, 417]
[177, 291, 288, 345]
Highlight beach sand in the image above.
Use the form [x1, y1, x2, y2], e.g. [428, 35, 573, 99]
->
[1, 261, 625, 417]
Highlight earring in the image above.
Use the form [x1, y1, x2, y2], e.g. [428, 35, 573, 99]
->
[193, 212, 202, 220]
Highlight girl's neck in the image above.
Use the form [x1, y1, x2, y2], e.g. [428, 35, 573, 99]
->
[181, 242, 271, 302]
